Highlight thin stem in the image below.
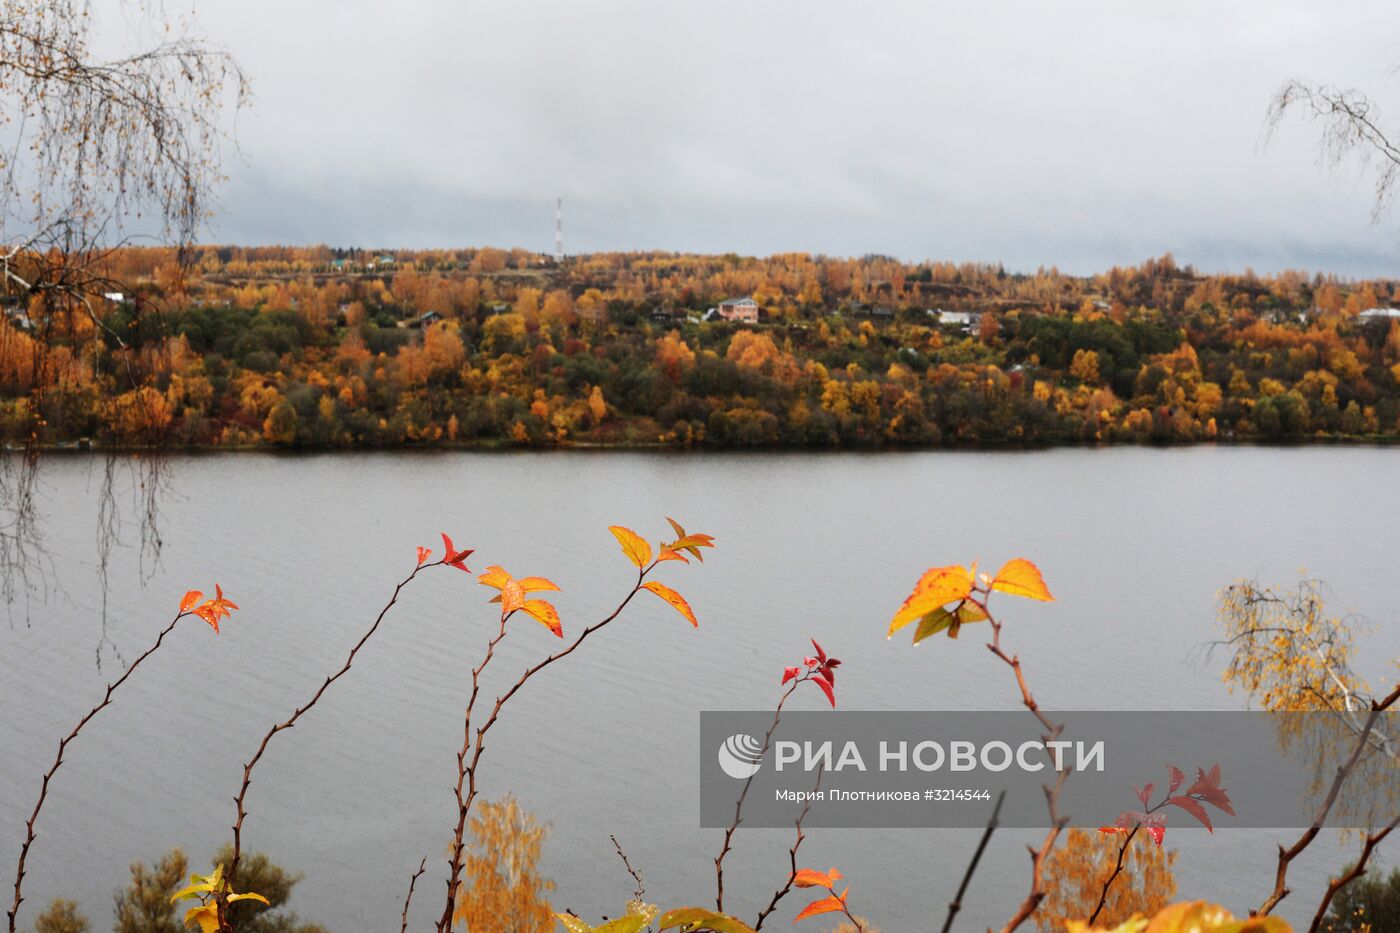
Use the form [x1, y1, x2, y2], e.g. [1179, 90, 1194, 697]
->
[227, 559, 438, 894]
[716, 674, 808, 913]
[611, 835, 646, 903]
[1256, 683, 1400, 917]
[8, 607, 187, 933]
[1307, 814, 1399, 933]
[401, 857, 428, 933]
[940, 789, 1006, 933]
[754, 766, 825, 930]
[435, 562, 654, 933]
[977, 594, 1069, 933]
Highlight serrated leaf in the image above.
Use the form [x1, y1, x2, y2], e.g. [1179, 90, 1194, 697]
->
[792, 868, 842, 888]
[610, 525, 653, 567]
[522, 599, 564, 637]
[641, 581, 698, 627]
[594, 917, 647, 933]
[889, 566, 974, 636]
[989, 558, 1053, 601]
[1167, 796, 1213, 832]
[518, 576, 560, 593]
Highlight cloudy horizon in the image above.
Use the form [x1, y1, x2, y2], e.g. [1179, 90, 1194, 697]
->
[170, 1, 1400, 277]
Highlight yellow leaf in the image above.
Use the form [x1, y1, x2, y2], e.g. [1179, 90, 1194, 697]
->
[521, 599, 564, 637]
[641, 581, 698, 627]
[518, 576, 560, 593]
[609, 525, 653, 567]
[226, 893, 269, 906]
[990, 558, 1054, 602]
[182, 905, 219, 933]
[478, 566, 512, 591]
[888, 566, 973, 636]
[555, 913, 594, 933]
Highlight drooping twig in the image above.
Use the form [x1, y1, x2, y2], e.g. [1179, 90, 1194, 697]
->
[400, 857, 427, 933]
[1307, 813, 1398, 933]
[7, 606, 189, 933]
[755, 766, 824, 930]
[435, 562, 656, 933]
[978, 598, 1069, 933]
[227, 557, 446, 892]
[611, 835, 646, 903]
[1257, 683, 1400, 917]
[940, 789, 1006, 933]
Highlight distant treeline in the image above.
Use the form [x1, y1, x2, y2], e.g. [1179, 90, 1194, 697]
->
[4, 247, 1400, 448]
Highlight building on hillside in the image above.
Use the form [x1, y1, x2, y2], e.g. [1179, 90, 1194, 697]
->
[1359, 307, 1400, 319]
[399, 310, 443, 329]
[707, 297, 759, 323]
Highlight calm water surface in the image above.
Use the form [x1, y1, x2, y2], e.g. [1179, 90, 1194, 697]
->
[2, 448, 1398, 930]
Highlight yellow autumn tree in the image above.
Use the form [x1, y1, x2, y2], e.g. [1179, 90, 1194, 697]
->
[1036, 828, 1177, 931]
[453, 796, 555, 933]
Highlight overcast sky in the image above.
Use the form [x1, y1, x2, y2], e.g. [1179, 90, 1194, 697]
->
[170, 2, 1400, 275]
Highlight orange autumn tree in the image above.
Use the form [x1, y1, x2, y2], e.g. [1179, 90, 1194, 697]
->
[1036, 828, 1177, 932]
[453, 796, 555, 933]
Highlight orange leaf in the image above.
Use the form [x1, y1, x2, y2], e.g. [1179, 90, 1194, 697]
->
[477, 566, 512, 591]
[989, 558, 1054, 602]
[517, 576, 560, 593]
[521, 599, 563, 637]
[656, 548, 689, 564]
[609, 525, 653, 567]
[501, 579, 526, 614]
[180, 590, 203, 613]
[416, 546, 432, 567]
[641, 581, 698, 627]
[792, 868, 842, 889]
[793, 897, 844, 923]
[888, 566, 973, 636]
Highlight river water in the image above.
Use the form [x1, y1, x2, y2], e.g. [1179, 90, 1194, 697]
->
[2, 447, 1397, 930]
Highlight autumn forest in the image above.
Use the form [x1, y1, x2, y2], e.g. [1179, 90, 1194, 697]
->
[6, 247, 1400, 451]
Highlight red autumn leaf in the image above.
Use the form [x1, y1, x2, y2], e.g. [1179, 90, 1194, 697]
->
[1167, 765, 1185, 793]
[781, 666, 801, 685]
[1187, 764, 1235, 815]
[416, 546, 431, 567]
[1167, 795, 1214, 832]
[1135, 783, 1154, 808]
[810, 672, 836, 708]
[179, 590, 203, 613]
[440, 532, 473, 572]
